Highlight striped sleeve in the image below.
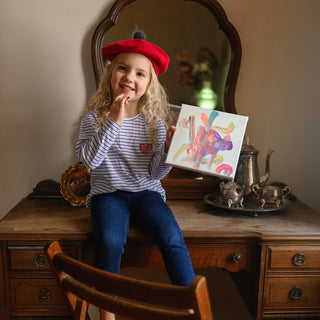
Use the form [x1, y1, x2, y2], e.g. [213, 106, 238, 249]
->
[76, 112, 121, 169]
[149, 121, 172, 180]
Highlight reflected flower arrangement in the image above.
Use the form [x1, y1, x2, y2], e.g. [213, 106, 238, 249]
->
[176, 48, 218, 91]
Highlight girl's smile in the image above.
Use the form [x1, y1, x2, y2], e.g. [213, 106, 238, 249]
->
[120, 84, 135, 92]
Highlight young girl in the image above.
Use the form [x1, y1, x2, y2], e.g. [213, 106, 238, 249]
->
[76, 32, 195, 320]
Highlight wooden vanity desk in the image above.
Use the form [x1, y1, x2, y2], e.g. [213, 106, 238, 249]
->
[0, 197, 320, 319]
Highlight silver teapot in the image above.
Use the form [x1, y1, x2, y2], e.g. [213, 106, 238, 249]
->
[235, 137, 274, 196]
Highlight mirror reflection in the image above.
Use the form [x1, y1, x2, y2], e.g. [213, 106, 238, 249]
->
[101, 0, 231, 111]
[69, 172, 91, 198]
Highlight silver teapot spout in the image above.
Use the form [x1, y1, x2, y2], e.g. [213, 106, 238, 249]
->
[235, 137, 274, 196]
[260, 149, 274, 186]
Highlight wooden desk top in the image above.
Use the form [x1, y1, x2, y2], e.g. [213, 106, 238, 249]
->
[1, 198, 320, 242]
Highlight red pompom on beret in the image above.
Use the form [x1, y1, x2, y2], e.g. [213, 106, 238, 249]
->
[101, 32, 169, 75]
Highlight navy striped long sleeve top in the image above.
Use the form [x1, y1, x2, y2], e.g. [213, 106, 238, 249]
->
[76, 111, 172, 207]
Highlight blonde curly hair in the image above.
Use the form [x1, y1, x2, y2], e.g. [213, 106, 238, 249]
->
[80, 56, 171, 148]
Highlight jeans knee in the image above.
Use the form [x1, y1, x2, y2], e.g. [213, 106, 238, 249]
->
[95, 232, 126, 257]
[157, 228, 186, 254]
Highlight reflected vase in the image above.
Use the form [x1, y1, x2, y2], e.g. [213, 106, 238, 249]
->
[196, 80, 218, 110]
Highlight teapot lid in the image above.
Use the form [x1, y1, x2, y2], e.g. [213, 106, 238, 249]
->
[241, 136, 258, 154]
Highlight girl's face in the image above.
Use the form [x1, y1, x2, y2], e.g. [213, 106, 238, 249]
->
[111, 52, 152, 104]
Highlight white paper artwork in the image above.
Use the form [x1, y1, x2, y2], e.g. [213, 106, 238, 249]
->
[166, 104, 248, 180]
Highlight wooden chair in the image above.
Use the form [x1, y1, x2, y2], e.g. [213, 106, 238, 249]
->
[44, 241, 213, 320]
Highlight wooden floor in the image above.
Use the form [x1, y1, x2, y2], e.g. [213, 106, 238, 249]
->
[88, 267, 254, 320]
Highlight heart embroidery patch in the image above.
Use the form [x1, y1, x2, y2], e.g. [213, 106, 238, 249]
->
[140, 143, 153, 154]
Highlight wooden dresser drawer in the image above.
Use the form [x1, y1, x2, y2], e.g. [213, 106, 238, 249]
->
[122, 242, 255, 272]
[264, 276, 320, 308]
[268, 246, 320, 269]
[8, 245, 75, 271]
[9, 278, 68, 310]
[188, 245, 254, 272]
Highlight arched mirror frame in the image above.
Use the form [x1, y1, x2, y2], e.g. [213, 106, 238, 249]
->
[91, 0, 242, 199]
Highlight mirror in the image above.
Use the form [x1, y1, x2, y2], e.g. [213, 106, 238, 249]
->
[92, 0, 241, 113]
[91, 0, 242, 198]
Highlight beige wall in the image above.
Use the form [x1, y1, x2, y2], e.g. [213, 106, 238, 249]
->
[1, 0, 320, 220]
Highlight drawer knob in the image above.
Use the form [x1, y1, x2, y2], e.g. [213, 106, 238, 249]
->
[33, 253, 47, 267]
[233, 252, 243, 263]
[292, 253, 306, 266]
[38, 288, 51, 302]
[289, 287, 302, 300]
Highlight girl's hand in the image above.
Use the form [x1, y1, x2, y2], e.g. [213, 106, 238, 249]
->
[109, 94, 130, 125]
[165, 126, 177, 153]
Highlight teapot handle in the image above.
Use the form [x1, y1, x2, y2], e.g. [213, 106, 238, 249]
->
[282, 186, 291, 199]
[252, 184, 260, 197]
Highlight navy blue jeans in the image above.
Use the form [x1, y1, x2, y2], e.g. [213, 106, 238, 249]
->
[91, 190, 195, 286]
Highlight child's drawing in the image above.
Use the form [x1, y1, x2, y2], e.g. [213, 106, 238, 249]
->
[166, 104, 248, 179]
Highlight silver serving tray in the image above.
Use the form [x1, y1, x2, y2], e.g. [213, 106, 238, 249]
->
[204, 193, 293, 216]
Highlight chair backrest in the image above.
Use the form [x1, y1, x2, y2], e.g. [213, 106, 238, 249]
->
[44, 241, 213, 320]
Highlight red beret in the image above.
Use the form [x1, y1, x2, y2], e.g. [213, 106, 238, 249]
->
[101, 39, 170, 75]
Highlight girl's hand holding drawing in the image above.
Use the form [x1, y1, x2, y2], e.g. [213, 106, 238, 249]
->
[165, 125, 177, 153]
[109, 93, 130, 125]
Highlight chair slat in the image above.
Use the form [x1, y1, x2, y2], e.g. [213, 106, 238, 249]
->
[54, 251, 195, 308]
[44, 241, 213, 320]
[63, 275, 194, 320]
